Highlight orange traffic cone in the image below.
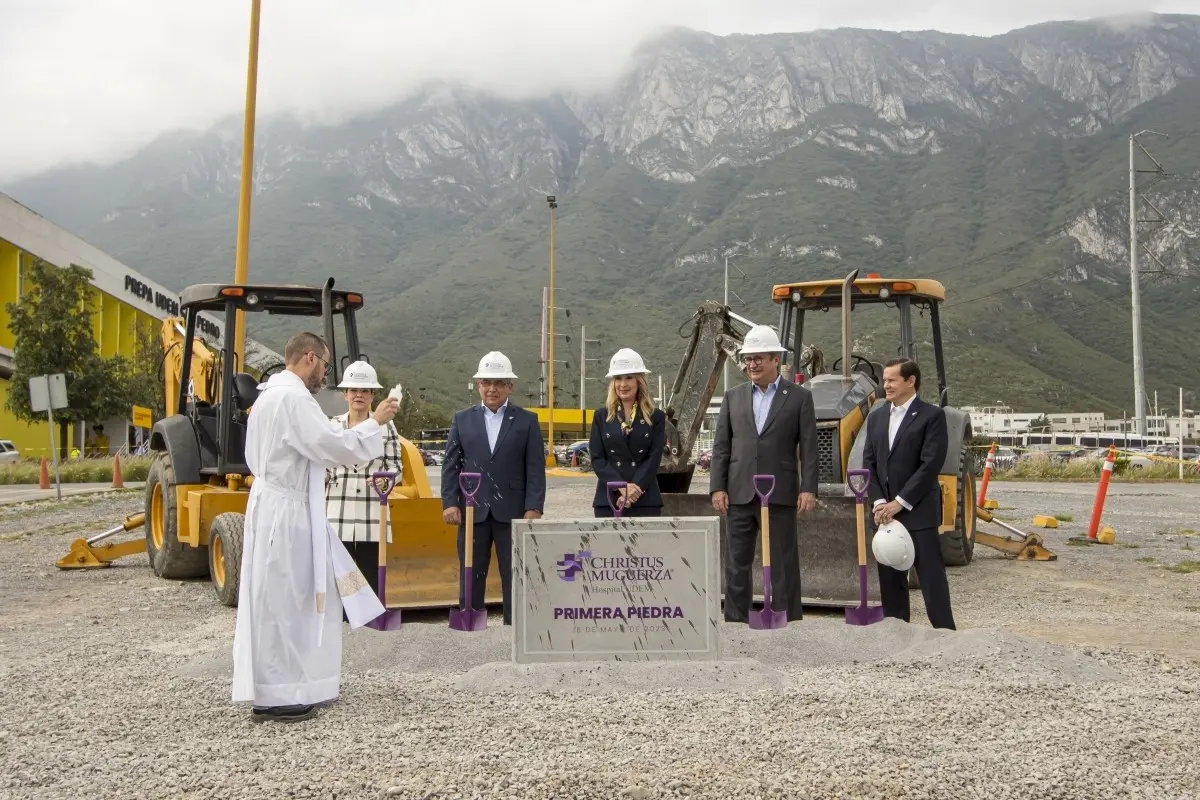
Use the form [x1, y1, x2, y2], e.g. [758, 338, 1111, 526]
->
[111, 454, 124, 489]
[39, 457, 50, 489]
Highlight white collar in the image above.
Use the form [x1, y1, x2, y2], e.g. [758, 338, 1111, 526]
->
[482, 401, 508, 417]
[891, 395, 917, 414]
[752, 376, 781, 393]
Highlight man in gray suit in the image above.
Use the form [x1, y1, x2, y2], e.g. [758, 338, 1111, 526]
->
[709, 325, 819, 623]
[442, 351, 547, 625]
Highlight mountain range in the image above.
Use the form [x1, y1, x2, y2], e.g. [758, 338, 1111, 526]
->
[8, 13, 1200, 419]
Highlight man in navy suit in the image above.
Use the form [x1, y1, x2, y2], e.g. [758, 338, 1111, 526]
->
[861, 357, 955, 630]
[441, 351, 547, 625]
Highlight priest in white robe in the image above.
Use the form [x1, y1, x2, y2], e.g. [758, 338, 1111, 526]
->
[232, 332, 400, 723]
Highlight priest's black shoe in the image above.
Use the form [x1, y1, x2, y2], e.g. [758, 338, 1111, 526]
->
[251, 704, 317, 723]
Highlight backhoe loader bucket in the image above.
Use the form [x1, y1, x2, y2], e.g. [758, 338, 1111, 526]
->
[660, 492, 877, 608]
[796, 495, 882, 607]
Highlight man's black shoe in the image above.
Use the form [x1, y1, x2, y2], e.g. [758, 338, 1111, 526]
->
[250, 704, 317, 723]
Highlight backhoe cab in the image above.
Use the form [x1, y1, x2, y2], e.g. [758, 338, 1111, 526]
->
[144, 279, 370, 604]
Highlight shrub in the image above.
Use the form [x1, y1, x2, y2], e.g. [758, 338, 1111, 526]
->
[0, 455, 152, 485]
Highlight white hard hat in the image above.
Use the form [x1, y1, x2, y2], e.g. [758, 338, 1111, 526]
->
[872, 519, 916, 571]
[739, 325, 788, 355]
[473, 351, 517, 380]
[338, 360, 383, 390]
[606, 348, 650, 378]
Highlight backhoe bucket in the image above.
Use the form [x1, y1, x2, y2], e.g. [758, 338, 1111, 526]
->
[659, 492, 876, 608]
[798, 494, 882, 607]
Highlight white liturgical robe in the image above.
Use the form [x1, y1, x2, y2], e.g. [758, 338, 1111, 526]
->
[232, 370, 386, 708]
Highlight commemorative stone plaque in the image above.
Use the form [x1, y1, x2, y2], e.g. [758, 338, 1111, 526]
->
[511, 516, 722, 663]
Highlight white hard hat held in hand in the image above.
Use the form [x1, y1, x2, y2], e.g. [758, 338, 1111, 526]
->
[872, 519, 916, 571]
[338, 360, 384, 390]
[606, 348, 651, 378]
[739, 325, 788, 355]
[474, 351, 517, 379]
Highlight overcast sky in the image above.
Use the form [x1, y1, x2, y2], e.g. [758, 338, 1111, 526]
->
[0, 0, 1196, 182]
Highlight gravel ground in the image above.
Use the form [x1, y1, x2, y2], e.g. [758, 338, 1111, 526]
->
[1, 479, 1198, 799]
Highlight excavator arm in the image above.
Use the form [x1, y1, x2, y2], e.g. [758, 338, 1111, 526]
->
[160, 317, 219, 418]
[657, 301, 758, 490]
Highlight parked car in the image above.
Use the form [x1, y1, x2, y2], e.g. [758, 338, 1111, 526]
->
[0, 440, 19, 464]
[564, 440, 590, 467]
[1070, 447, 1153, 470]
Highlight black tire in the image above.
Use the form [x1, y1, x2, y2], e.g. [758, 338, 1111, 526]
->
[145, 452, 208, 579]
[940, 444, 976, 567]
[209, 512, 245, 607]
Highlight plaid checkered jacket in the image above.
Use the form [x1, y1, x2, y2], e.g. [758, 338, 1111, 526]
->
[324, 414, 403, 543]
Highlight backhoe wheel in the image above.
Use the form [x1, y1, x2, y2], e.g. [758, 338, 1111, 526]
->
[144, 453, 208, 579]
[209, 512, 245, 607]
[940, 444, 976, 567]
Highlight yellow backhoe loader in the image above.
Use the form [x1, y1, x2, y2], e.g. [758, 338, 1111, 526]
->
[658, 270, 1054, 607]
[57, 279, 502, 610]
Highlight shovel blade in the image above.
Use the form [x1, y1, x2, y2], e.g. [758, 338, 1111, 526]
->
[364, 566, 403, 630]
[449, 608, 488, 631]
[748, 607, 788, 629]
[365, 610, 404, 631]
[844, 604, 886, 626]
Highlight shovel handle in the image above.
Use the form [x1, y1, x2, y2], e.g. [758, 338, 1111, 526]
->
[370, 471, 397, 504]
[463, 503, 475, 569]
[855, 502, 867, 567]
[846, 468, 870, 503]
[752, 474, 775, 506]
[459, 472, 482, 506]
[370, 471, 396, 564]
[607, 481, 628, 517]
[458, 472, 481, 569]
[753, 474, 774, 569]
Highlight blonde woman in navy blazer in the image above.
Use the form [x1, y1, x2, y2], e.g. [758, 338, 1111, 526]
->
[588, 348, 666, 517]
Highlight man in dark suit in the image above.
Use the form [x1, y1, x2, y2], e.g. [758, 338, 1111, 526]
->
[441, 351, 547, 625]
[709, 325, 819, 623]
[861, 357, 955, 630]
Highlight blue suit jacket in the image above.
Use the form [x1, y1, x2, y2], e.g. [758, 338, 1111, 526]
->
[441, 402, 547, 523]
[588, 406, 666, 509]
[861, 395, 948, 532]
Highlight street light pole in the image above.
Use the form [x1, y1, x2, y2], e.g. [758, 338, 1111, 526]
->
[546, 195, 558, 465]
[232, 0, 262, 374]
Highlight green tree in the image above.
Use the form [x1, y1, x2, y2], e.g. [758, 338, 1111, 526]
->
[4, 259, 139, 457]
[128, 327, 166, 420]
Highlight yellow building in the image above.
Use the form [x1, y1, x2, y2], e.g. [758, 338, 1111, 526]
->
[0, 192, 224, 460]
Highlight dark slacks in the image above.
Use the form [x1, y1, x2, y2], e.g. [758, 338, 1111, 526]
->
[593, 505, 661, 518]
[877, 525, 956, 630]
[456, 515, 513, 625]
[724, 502, 804, 622]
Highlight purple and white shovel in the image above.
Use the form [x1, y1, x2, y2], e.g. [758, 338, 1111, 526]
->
[449, 472, 487, 632]
[364, 470, 403, 631]
[749, 474, 787, 630]
[845, 468, 885, 626]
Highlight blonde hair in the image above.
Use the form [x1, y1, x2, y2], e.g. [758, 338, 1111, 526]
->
[605, 373, 655, 424]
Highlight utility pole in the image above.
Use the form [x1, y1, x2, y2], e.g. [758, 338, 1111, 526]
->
[579, 326, 602, 413]
[546, 195, 558, 464]
[1180, 387, 1185, 481]
[539, 286, 548, 406]
[722, 255, 747, 394]
[1128, 129, 1169, 436]
[232, 0, 262, 377]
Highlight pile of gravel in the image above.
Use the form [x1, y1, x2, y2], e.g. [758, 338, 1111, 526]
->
[180, 615, 1125, 695]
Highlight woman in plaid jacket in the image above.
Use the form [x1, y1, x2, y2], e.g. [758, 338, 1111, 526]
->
[324, 361, 403, 594]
